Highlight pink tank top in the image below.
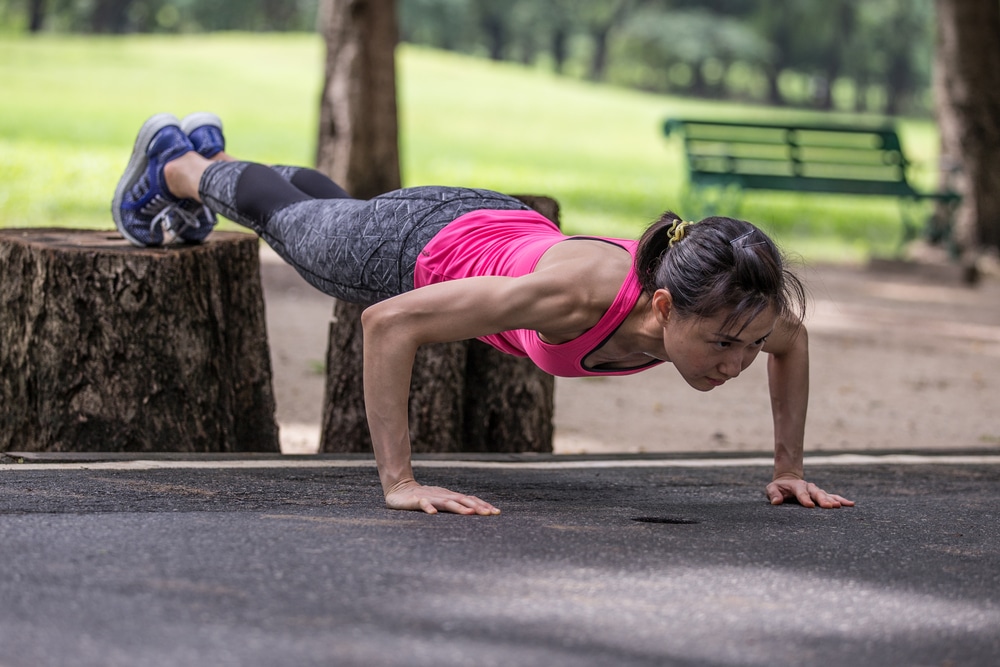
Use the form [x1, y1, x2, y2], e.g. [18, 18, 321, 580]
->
[413, 209, 663, 378]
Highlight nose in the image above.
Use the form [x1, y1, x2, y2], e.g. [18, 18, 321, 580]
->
[719, 349, 754, 379]
[718, 353, 742, 380]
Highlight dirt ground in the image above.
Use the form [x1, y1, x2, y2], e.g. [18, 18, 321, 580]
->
[259, 245, 1000, 457]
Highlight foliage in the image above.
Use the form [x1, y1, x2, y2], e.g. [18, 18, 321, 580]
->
[0, 0, 320, 33]
[1, 0, 936, 115]
[0, 34, 941, 264]
[396, 0, 936, 116]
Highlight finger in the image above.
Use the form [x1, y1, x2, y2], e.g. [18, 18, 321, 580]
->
[809, 485, 840, 509]
[417, 498, 439, 514]
[432, 494, 497, 516]
[827, 493, 855, 507]
[458, 494, 501, 515]
[817, 493, 841, 509]
[796, 484, 817, 508]
[765, 484, 785, 505]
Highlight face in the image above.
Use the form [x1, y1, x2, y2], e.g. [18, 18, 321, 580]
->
[655, 294, 777, 392]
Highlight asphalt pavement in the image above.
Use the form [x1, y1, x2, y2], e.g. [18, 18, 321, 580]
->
[1, 450, 998, 667]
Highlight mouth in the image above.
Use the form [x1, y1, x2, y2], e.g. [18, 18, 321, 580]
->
[706, 377, 726, 387]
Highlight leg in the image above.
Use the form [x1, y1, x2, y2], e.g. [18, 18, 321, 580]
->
[270, 165, 353, 200]
[196, 168, 528, 304]
[180, 112, 353, 200]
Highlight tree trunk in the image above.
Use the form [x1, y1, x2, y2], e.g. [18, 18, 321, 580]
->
[934, 0, 1000, 260]
[321, 303, 468, 454]
[461, 340, 554, 454]
[551, 27, 568, 74]
[0, 229, 279, 453]
[320, 197, 560, 455]
[316, 0, 401, 199]
[89, 0, 133, 33]
[28, 0, 45, 32]
[931, 20, 966, 246]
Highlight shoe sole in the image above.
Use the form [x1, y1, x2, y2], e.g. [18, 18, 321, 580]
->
[180, 111, 223, 156]
[111, 113, 180, 247]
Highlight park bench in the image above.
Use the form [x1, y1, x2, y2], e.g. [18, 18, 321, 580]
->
[662, 118, 961, 246]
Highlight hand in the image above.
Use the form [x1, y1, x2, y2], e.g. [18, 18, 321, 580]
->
[384, 479, 501, 516]
[766, 475, 855, 509]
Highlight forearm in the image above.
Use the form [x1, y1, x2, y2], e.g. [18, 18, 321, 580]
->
[767, 326, 809, 479]
[361, 310, 419, 495]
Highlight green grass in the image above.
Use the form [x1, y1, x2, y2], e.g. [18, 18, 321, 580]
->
[0, 33, 943, 263]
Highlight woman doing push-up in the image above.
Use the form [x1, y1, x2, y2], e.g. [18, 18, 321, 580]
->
[112, 112, 854, 515]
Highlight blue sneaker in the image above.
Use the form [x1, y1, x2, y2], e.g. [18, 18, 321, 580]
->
[172, 112, 226, 243]
[181, 111, 225, 158]
[112, 114, 199, 246]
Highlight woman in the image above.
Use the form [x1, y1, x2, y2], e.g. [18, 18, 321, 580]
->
[113, 113, 854, 515]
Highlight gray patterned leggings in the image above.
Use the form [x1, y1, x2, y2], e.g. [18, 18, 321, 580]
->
[199, 161, 530, 304]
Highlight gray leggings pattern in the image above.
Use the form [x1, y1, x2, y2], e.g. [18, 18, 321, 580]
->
[199, 162, 531, 304]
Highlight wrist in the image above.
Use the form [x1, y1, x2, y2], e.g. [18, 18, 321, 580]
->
[772, 469, 803, 482]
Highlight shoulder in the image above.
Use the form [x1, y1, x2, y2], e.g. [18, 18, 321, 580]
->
[525, 240, 635, 340]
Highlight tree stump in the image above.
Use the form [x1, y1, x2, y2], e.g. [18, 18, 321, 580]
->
[320, 196, 559, 454]
[0, 229, 279, 453]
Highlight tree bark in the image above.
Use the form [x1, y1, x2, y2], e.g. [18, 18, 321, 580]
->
[934, 0, 1000, 259]
[320, 196, 560, 455]
[316, 0, 401, 199]
[0, 229, 279, 453]
[321, 304, 468, 453]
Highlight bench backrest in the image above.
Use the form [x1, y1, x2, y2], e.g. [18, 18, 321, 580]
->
[663, 118, 919, 198]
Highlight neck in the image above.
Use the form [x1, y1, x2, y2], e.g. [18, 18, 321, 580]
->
[623, 293, 668, 360]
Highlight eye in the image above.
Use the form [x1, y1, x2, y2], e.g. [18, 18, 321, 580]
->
[752, 336, 769, 347]
[713, 340, 732, 349]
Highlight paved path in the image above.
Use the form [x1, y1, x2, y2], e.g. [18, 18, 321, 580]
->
[1, 452, 998, 666]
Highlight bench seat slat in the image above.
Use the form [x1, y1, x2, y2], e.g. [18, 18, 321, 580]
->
[688, 147, 903, 168]
[688, 171, 918, 197]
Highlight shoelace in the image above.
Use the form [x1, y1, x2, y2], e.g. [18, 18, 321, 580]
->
[150, 203, 203, 244]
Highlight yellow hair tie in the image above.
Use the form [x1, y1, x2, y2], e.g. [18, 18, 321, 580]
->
[667, 220, 693, 247]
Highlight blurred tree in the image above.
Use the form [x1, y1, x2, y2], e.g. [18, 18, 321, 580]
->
[578, 0, 634, 81]
[863, 0, 934, 115]
[28, 0, 43, 31]
[473, 0, 508, 61]
[89, 0, 135, 33]
[614, 7, 771, 97]
[3, 0, 940, 116]
[934, 0, 1000, 264]
[397, 0, 477, 52]
[316, 0, 400, 198]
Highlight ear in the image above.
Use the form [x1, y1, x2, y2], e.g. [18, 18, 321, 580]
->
[651, 288, 673, 326]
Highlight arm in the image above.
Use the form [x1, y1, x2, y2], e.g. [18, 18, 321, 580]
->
[763, 318, 854, 509]
[361, 273, 587, 515]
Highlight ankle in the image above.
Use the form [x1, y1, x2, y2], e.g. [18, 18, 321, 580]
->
[163, 151, 203, 200]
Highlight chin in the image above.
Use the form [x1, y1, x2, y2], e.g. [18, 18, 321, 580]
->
[684, 377, 715, 392]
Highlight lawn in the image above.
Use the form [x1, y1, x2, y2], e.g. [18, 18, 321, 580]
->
[0, 33, 943, 263]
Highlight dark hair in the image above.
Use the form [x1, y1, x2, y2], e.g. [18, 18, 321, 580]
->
[635, 211, 806, 333]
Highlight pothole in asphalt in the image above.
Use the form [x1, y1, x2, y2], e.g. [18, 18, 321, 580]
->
[631, 516, 700, 525]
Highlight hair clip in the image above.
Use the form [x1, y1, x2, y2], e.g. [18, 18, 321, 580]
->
[667, 220, 693, 247]
[730, 230, 768, 248]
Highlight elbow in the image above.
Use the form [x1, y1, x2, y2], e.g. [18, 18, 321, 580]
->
[361, 300, 400, 334]
[361, 301, 397, 344]
[361, 300, 423, 355]
[360, 302, 380, 332]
